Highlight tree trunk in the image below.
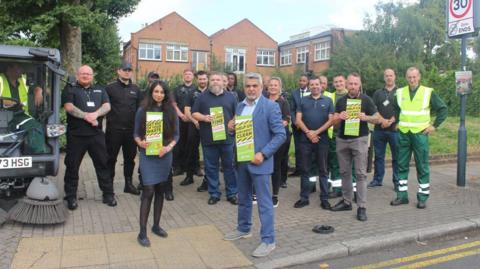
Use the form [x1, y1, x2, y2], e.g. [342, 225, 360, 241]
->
[60, 19, 82, 77]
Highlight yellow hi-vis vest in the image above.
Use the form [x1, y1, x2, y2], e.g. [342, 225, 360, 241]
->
[0, 74, 28, 112]
[396, 85, 433, 134]
[323, 90, 335, 138]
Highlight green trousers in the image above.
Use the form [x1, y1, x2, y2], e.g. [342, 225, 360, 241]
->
[396, 131, 430, 202]
[8, 111, 48, 154]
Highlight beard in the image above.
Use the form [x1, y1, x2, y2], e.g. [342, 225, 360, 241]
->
[209, 84, 223, 95]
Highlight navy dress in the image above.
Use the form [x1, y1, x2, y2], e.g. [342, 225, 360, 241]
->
[134, 106, 179, 186]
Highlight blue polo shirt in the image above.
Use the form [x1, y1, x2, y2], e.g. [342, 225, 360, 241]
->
[191, 90, 237, 145]
[297, 94, 334, 144]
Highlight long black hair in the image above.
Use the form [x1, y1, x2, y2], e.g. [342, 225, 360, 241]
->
[138, 80, 176, 145]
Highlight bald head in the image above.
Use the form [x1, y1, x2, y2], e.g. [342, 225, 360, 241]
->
[76, 65, 94, 87]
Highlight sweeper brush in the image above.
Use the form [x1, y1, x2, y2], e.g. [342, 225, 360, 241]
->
[8, 177, 68, 224]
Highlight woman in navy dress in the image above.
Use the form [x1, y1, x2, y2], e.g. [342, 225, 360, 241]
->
[134, 80, 179, 247]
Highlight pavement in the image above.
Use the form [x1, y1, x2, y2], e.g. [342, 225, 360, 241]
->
[0, 155, 479, 269]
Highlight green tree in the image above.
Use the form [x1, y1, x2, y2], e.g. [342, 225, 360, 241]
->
[0, 0, 139, 80]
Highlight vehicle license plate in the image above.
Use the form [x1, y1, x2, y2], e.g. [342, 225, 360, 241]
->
[0, 157, 32, 169]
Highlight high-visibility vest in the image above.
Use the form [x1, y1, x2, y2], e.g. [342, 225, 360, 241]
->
[396, 85, 433, 134]
[323, 90, 335, 138]
[0, 73, 28, 111]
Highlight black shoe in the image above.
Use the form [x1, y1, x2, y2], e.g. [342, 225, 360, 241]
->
[165, 192, 174, 201]
[288, 170, 301, 177]
[417, 201, 426, 209]
[180, 176, 194, 186]
[227, 196, 238, 205]
[151, 226, 168, 238]
[124, 182, 140, 195]
[294, 199, 309, 208]
[102, 195, 117, 207]
[197, 179, 208, 192]
[65, 197, 78, 211]
[272, 196, 279, 208]
[137, 234, 151, 247]
[208, 196, 220, 205]
[172, 168, 184, 176]
[328, 191, 342, 199]
[195, 167, 204, 177]
[280, 182, 287, 188]
[357, 207, 367, 221]
[390, 198, 409, 206]
[320, 200, 331, 210]
[330, 200, 352, 211]
[367, 181, 383, 188]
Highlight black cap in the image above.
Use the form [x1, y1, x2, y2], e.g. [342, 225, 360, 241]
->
[147, 71, 160, 79]
[119, 61, 132, 70]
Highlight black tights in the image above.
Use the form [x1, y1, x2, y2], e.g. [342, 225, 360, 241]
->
[139, 183, 165, 237]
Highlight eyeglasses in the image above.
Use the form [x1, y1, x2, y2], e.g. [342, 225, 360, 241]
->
[122, 69, 132, 72]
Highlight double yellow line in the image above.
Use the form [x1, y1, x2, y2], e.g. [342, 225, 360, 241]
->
[349, 240, 480, 269]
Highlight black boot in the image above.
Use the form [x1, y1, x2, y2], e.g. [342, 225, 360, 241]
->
[180, 176, 194, 186]
[124, 177, 140, 195]
[197, 178, 208, 192]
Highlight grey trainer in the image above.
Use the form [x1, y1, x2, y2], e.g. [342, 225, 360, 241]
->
[223, 230, 252, 241]
[252, 242, 276, 257]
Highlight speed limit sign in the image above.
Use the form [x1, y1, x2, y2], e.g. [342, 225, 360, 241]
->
[448, 0, 475, 37]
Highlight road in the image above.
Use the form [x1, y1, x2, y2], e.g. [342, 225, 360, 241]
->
[289, 231, 480, 269]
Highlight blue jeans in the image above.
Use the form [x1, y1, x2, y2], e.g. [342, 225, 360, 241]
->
[372, 130, 399, 188]
[236, 163, 275, 244]
[202, 143, 237, 199]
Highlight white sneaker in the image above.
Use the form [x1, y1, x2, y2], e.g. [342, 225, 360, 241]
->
[224, 230, 252, 241]
[252, 242, 276, 257]
[252, 194, 257, 205]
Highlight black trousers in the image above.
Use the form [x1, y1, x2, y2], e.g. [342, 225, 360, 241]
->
[173, 119, 189, 171]
[185, 123, 200, 177]
[106, 128, 137, 180]
[299, 141, 329, 202]
[272, 132, 291, 195]
[64, 133, 114, 199]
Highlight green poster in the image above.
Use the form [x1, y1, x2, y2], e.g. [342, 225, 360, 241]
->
[210, 106, 226, 141]
[145, 112, 163, 156]
[344, 99, 361, 136]
[235, 115, 254, 162]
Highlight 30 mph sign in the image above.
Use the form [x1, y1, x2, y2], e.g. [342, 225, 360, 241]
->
[448, 0, 475, 37]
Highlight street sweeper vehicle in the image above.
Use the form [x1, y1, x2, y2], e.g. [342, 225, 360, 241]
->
[0, 44, 67, 225]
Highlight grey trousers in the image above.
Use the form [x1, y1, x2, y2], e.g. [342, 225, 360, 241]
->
[336, 136, 369, 207]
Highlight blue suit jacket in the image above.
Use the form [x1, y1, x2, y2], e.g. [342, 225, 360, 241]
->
[290, 88, 309, 126]
[236, 95, 286, 175]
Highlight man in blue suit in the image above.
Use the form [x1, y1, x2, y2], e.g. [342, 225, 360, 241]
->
[224, 72, 286, 257]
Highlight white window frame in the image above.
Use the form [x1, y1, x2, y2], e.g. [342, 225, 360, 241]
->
[256, 49, 275, 66]
[192, 51, 208, 71]
[296, 46, 308, 64]
[138, 43, 161, 61]
[314, 41, 331, 61]
[225, 48, 246, 73]
[166, 44, 188, 62]
[280, 49, 292, 66]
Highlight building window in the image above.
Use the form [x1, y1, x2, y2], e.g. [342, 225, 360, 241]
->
[280, 49, 292, 66]
[138, 43, 161, 60]
[314, 41, 330, 61]
[296, 46, 308, 64]
[166, 44, 188, 62]
[225, 48, 246, 73]
[192, 51, 208, 71]
[256, 50, 275, 66]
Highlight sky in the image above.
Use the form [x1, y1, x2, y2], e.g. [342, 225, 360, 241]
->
[117, 0, 419, 43]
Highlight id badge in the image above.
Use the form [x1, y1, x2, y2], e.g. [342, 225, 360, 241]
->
[87, 101, 95, 107]
[383, 100, 390, 106]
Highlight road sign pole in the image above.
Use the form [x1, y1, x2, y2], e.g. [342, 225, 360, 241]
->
[456, 36, 468, 187]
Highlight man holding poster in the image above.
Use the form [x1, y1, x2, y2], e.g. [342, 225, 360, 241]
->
[192, 72, 238, 205]
[224, 73, 285, 258]
[331, 73, 380, 222]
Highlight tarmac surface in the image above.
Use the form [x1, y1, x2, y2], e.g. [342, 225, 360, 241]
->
[0, 154, 479, 269]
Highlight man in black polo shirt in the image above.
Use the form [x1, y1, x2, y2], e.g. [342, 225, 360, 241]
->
[173, 69, 196, 177]
[192, 72, 238, 205]
[62, 65, 117, 210]
[182, 70, 208, 188]
[294, 76, 334, 209]
[330, 73, 380, 221]
[105, 62, 141, 196]
[368, 68, 399, 189]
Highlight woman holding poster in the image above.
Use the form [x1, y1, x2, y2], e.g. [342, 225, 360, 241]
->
[133, 80, 179, 247]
